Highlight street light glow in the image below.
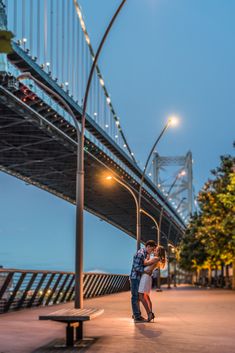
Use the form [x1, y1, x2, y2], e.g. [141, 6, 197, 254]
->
[168, 116, 179, 127]
[179, 170, 186, 177]
[106, 175, 113, 180]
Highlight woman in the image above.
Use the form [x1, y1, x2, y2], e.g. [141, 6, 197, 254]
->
[138, 245, 166, 322]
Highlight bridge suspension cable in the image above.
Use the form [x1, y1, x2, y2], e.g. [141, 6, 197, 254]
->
[4, 0, 136, 163]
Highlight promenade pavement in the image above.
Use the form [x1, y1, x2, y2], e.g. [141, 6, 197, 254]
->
[0, 285, 235, 353]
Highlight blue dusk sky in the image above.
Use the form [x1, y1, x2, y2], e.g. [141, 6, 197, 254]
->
[0, 0, 234, 273]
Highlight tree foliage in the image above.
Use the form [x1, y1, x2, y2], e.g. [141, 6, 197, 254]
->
[179, 214, 208, 272]
[179, 154, 235, 272]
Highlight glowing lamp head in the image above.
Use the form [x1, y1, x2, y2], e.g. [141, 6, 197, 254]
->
[179, 170, 186, 177]
[106, 176, 113, 180]
[168, 116, 179, 127]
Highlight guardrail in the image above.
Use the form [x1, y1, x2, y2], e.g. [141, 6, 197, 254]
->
[0, 269, 130, 313]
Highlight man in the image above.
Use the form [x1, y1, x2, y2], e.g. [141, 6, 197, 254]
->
[130, 240, 157, 323]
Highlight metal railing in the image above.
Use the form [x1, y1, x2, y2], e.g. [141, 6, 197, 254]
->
[0, 269, 130, 314]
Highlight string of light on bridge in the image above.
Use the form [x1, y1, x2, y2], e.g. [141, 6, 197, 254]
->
[4, 0, 136, 163]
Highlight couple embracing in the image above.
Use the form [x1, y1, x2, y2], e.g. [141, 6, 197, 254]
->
[130, 240, 166, 323]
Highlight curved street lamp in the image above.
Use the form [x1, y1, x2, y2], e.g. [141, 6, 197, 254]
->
[167, 242, 176, 289]
[19, 0, 127, 309]
[140, 208, 159, 239]
[74, 0, 127, 309]
[137, 116, 178, 250]
[158, 169, 186, 243]
[17, 73, 79, 134]
[106, 175, 159, 242]
[156, 169, 185, 290]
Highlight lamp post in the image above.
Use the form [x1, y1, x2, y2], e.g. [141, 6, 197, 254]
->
[137, 116, 178, 250]
[140, 208, 159, 240]
[172, 246, 177, 287]
[75, 0, 127, 309]
[158, 169, 186, 242]
[17, 73, 78, 129]
[18, 0, 125, 310]
[156, 169, 185, 291]
[167, 245, 171, 289]
[106, 175, 139, 239]
[106, 175, 159, 242]
[167, 242, 175, 289]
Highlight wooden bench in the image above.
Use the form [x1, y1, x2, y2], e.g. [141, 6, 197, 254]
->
[39, 307, 104, 347]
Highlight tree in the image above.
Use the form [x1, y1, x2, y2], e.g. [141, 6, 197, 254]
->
[198, 156, 235, 267]
[179, 214, 208, 274]
[179, 154, 235, 288]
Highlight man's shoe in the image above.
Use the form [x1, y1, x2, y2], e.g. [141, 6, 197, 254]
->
[132, 315, 145, 320]
[134, 317, 147, 323]
[139, 316, 146, 320]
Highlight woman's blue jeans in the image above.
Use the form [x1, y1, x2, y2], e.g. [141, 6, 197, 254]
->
[130, 278, 141, 319]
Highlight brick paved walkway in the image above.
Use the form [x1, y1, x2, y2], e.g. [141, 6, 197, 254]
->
[0, 286, 235, 353]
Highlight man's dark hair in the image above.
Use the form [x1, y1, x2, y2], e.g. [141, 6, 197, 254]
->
[145, 240, 156, 248]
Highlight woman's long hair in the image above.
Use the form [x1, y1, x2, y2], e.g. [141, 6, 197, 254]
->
[156, 245, 167, 270]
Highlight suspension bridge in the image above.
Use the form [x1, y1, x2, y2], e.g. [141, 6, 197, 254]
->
[0, 0, 185, 247]
[2, 3, 234, 353]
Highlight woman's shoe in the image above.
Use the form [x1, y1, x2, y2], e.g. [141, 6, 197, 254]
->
[147, 312, 155, 322]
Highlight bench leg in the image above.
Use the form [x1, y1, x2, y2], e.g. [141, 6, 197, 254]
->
[66, 323, 74, 347]
[76, 322, 83, 340]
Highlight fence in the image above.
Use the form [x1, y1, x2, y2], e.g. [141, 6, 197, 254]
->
[0, 268, 130, 313]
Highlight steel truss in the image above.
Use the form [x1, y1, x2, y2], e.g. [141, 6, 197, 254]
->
[153, 151, 193, 221]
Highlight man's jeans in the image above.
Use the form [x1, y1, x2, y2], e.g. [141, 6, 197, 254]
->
[130, 278, 141, 319]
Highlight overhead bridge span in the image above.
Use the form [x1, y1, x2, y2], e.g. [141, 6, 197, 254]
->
[0, 48, 185, 246]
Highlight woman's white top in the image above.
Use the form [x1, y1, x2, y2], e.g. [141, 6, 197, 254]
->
[138, 265, 152, 294]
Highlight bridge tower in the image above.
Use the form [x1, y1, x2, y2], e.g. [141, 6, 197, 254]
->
[152, 151, 193, 221]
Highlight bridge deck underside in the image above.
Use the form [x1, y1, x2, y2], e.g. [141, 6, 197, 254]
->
[0, 86, 181, 245]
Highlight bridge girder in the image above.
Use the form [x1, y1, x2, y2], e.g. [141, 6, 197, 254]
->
[0, 74, 185, 246]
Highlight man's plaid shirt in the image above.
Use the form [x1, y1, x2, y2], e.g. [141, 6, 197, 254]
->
[130, 248, 147, 280]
